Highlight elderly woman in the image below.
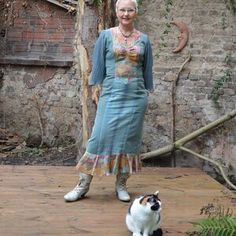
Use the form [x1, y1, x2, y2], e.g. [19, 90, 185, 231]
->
[64, 0, 153, 202]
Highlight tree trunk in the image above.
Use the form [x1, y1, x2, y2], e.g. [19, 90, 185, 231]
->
[75, 0, 116, 156]
[75, 1, 99, 156]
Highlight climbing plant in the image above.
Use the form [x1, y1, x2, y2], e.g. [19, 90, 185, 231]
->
[210, 48, 233, 105]
[221, 0, 236, 29]
[156, 0, 174, 58]
[92, 0, 103, 5]
[210, 68, 233, 105]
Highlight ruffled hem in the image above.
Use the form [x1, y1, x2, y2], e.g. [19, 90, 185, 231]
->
[76, 152, 142, 176]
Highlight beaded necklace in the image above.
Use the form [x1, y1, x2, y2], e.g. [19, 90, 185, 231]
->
[118, 26, 134, 44]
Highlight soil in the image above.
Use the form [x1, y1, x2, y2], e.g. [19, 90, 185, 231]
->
[0, 128, 171, 167]
[0, 128, 78, 166]
[0, 146, 78, 166]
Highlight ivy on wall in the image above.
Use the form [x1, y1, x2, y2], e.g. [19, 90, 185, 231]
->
[210, 53, 233, 105]
[222, 0, 236, 28]
[213, 0, 235, 105]
[158, 0, 173, 52]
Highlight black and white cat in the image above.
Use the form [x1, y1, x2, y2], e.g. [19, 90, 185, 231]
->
[126, 191, 163, 236]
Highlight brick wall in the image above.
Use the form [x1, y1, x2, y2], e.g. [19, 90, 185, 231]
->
[0, 0, 75, 66]
[0, 65, 81, 147]
[0, 0, 79, 147]
[0, 0, 235, 179]
[138, 0, 236, 179]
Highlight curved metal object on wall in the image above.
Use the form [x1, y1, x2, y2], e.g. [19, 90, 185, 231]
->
[170, 20, 189, 53]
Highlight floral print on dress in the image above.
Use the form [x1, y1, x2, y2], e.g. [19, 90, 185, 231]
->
[76, 152, 142, 176]
[112, 27, 144, 79]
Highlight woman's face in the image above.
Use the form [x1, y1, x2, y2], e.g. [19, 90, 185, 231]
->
[116, 0, 137, 27]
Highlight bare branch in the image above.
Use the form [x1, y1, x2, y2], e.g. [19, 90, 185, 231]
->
[141, 109, 236, 160]
[179, 146, 236, 190]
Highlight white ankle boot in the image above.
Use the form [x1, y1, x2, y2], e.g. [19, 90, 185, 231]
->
[115, 173, 130, 202]
[64, 173, 93, 202]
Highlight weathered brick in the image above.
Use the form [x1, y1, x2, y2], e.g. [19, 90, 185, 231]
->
[48, 32, 64, 42]
[1, 0, 75, 65]
[30, 43, 46, 52]
[7, 30, 22, 39]
[60, 46, 73, 54]
[14, 18, 30, 26]
[40, 18, 66, 28]
[45, 44, 59, 53]
[223, 89, 236, 96]
[14, 43, 28, 52]
[30, 19, 47, 26]
[22, 31, 34, 40]
[33, 31, 50, 39]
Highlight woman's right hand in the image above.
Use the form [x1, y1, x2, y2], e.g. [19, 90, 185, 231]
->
[91, 85, 101, 106]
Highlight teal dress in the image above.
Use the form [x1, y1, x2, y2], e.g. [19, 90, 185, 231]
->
[76, 27, 153, 176]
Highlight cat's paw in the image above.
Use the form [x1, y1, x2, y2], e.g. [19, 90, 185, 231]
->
[150, 228, 163, 236]
[133, 233, 142, 236]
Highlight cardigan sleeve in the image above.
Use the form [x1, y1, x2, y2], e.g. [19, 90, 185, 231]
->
[89, 31, 106, 86]
[143, 36, 154, 92]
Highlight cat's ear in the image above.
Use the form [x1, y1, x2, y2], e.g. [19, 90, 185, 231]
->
[154, 190, 159, 197]
[139, 195, 146, 205]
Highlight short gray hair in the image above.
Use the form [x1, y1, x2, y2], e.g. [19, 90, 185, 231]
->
[116, 0, 138, 13]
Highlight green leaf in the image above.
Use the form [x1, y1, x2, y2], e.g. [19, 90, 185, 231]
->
[191, 216, 236, 236]
[92, 0, 103, 6]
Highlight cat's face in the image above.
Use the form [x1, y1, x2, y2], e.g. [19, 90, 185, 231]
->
[139, 192, 162, 212]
